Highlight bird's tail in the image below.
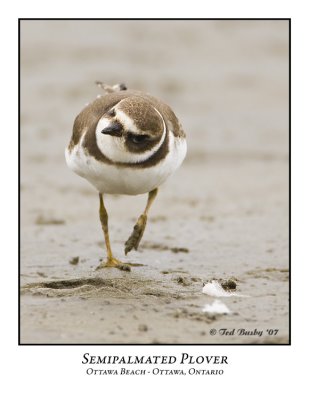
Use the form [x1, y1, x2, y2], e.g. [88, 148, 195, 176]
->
[95, 81, 127, 93]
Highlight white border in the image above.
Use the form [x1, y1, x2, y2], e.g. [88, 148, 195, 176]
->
[2, 1, 307, 397]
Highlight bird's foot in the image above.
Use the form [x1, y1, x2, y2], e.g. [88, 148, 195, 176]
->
[96, 257, 143, 272]
[124, 214, 147, 255]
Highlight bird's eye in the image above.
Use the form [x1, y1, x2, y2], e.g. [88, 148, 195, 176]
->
[129, 133, 149, 144]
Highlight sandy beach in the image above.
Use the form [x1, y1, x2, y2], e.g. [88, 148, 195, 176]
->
[20, 20, 289, 344]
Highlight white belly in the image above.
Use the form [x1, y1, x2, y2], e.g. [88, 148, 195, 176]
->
[65, 132, 186, 195]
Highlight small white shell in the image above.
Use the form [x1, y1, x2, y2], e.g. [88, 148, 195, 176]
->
[202, 280, 249, 298]
[203, 300, 231, 314]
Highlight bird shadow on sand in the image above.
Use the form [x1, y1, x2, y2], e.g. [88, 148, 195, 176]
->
[20, 275, 200, 300]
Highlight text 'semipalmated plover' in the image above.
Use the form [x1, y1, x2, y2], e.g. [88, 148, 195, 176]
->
[65, 82, 187, 270]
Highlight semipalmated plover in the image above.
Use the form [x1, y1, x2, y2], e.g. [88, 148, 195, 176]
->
[65, 82, 187, 270]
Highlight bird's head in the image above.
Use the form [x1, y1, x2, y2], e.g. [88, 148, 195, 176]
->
[95, 96, 166, 163]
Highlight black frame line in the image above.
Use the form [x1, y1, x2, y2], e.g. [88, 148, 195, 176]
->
[18, 17, 291, 346]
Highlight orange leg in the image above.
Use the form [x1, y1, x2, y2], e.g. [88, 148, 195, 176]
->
[97, 193, 142, 271]
[124, 188, 158, 255]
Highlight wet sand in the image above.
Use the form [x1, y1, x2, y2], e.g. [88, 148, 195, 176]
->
[20, 20, 289, 344]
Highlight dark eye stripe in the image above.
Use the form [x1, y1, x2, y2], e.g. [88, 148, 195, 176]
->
[128, 133, 149, 144]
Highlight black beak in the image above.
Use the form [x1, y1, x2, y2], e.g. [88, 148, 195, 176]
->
[101, 121, 122, 137]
